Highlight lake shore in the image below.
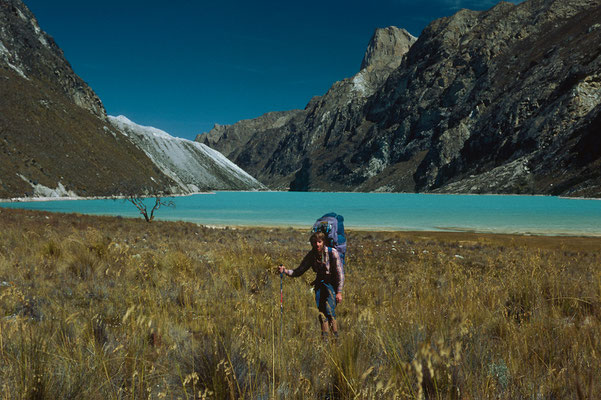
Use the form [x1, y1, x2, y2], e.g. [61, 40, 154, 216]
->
[0, 191, 218, 203]
[2, 190, 601, 237]
[3, 189, 600, 203]
[1, 206, 600, 249]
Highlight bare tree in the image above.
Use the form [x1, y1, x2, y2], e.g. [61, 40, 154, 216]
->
[128, 195, 175, 222]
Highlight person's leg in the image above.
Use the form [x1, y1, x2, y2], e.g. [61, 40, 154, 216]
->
[318, 313, 330, 341]
[315, 284, 330, 341]
[315, 282, 338, 341]
[325, 285, 339, 340]
[319, 283, 338, 341]
[328, 317, 338, 339]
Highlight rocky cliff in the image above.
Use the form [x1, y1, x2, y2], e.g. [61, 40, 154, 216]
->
[199, 26, 417, 190]
[0, 0, 262, 199]
[0, 0, 104, 117]
[199, 0, 601, 197]
[0, 0, 177, 198]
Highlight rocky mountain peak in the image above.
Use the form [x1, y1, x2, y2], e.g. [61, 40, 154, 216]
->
[0, 0, 105, 118]
[199, 0, 601, 197]
[360, 26, 417, 71]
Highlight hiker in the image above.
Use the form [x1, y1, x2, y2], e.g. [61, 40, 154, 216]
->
[278, 231, 344, 341]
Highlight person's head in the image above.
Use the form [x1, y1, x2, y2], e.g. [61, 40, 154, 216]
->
[310, 232, 326, 253]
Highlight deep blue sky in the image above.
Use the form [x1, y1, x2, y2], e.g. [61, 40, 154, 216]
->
[24, 0, 522, 141]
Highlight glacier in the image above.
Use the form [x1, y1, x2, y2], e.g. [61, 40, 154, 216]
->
[109, 115, 265, 193]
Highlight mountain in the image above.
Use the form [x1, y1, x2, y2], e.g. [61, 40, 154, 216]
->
[109, 116, 264, 192]
[0, 0, 262, 199]
[199, 0, 601, 197]
[199, 26, 417, 191]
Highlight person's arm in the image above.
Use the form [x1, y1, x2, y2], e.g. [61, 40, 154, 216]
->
[278, 252, 312, 277]
[332, 249, 344, 303]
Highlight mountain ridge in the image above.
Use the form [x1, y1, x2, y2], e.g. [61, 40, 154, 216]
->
[199, 0, 601, 197]
[0, 0, 263, 199]
[198, 25, 418, 191]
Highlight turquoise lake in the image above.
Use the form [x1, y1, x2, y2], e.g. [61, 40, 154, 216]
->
[1, 192, 601, 236]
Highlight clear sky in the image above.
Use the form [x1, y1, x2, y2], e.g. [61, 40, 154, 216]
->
[23, 0, 522, 141]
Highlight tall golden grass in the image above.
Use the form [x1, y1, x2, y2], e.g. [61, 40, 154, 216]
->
[0, 207, 599, 399]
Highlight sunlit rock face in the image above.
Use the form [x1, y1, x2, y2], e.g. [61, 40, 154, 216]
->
[200, 0, 601, 197]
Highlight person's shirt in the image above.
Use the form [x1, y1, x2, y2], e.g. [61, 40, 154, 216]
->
[286, 247, 344, 294]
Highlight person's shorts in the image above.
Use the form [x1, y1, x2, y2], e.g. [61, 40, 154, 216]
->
[315, 281, 336, 318]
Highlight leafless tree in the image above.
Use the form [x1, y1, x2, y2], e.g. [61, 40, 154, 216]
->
[128, 195, 175, 222]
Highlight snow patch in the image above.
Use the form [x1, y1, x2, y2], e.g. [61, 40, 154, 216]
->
[18, 174, 78, 198]
[110, 115, 173, 139]
[351, 71, 369, 96]
[6, 61, 27, 79]
[0, 41, 9, 56]
[14, 7, 49, 48]
[0, 40, 28, 79]
[28, 15, 50, 48]
[108, 115, 264, 192]
[103, 126, 117, 138]
[16, 8, 28, 22]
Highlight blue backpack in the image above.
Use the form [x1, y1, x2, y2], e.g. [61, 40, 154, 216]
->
[312, 212, 347, 268]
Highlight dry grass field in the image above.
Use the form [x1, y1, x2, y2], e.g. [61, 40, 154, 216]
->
[0, 207, 599, 399]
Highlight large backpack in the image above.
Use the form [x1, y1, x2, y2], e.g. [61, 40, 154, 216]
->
[312, 212, 347, 269]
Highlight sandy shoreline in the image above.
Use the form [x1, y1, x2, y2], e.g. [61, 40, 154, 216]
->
[0, 191, 217, 203]
[2, 190, 601, 203]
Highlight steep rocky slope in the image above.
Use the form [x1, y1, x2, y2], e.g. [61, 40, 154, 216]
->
[199, 26, 417, 190]
[199, 0, 601, 197]
[0, 0, 177, 198]
[109, 116, 264, 192]
[0, 0, 262, 198]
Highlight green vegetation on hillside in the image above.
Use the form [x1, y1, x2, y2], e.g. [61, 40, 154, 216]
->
[0, 208, 599, 399]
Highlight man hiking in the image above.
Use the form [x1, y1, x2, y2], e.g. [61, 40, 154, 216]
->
[278, 231, 345, 341]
